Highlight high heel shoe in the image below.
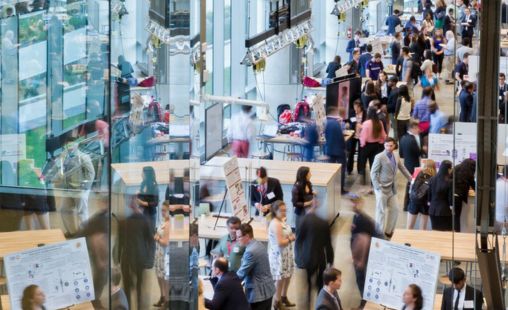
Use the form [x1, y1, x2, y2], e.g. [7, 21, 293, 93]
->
[281, 296, 295, 307]
[273, 300, 287, 310]
[153, 296, 165, 307]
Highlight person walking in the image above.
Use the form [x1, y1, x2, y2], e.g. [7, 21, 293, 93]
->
[428, 160, 453, 231]
[371, 137, 412, 238]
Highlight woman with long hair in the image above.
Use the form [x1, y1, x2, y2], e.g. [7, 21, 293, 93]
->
[153, 201, 170, 307]
[347, 100, 367, 175]
[453, 159, 476, 232]
[21, 285, 46, 310]
[395, 85, 414, 141]
[402, 284, 423, 310]
[359, 107, 387, 176]
[291, 166, 314, 231]
[361, 80, 379, 110]
[137, 166, 159, 228]
[408, 159, 437, 230]
[428, 160, 453, 231]
[268, 200, 296, 309]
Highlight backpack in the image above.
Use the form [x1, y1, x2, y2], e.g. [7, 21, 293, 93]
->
[277, 104, 291, 120]
[410, 172, 430, 204]
[147, 98, 163, 122]
[293, 100, 311, 122]
[279, 109, 293, 124]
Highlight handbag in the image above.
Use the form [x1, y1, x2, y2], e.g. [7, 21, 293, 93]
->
[418, 121, 430, 133]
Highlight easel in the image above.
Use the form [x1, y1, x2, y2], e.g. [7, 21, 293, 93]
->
[213, 187, 229, 230]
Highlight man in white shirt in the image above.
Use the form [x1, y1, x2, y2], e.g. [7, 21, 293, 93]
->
[441, 268, 483, 310]
[227, 105, 255, 158]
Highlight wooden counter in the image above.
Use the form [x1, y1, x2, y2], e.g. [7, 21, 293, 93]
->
[0, 229, 65, 259]
[111, 160, 197, 186]
[364, 294, 442, 310]
[391, 229, 476, 262]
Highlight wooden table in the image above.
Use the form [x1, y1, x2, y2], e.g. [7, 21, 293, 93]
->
[0, 229, 65, 259]
[1, 295, 93, 310]
[391, 229, 476, 262]
[111, 160, 198, 186]
[198, 215, 268, 242]
[202, 157, 342, 224]
[364, 294, 442, 310]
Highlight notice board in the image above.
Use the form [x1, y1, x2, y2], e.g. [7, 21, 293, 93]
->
[364, 238, 440, 310]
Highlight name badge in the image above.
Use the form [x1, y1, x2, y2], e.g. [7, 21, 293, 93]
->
[267, 192, 275, 200]
[464, 300, 474, 308]
[233, 246, 240, 253]
[350, 117, 357, 122]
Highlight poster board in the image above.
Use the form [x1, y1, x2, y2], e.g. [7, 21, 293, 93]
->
[222, 157, 249, 222]
[4, 238, 95, 310]
[364, 238, 440, 310]
[428, 133, 477, 165]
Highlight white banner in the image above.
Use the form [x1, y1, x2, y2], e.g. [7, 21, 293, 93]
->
[223, 157, 249, 222]
[364, 238, 440, 310]
[4, 238, 95, 310]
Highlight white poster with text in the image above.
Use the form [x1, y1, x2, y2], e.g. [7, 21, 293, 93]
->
[364, 238, 440, 310]
[223, 157, 249, 222]
[4, 238, 95, 310]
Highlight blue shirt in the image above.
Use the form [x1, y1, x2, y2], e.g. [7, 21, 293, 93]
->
[412, 97, 432, 122]
[430, 109, 448, 133]
[386, 15, 401, 35]
[366, 60, 384, 80]
[358, 53, 372, 77]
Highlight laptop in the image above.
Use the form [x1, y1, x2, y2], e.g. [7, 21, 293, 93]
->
[261, 124, 278, 138]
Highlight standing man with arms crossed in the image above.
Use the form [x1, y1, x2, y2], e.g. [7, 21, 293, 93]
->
[371, 137, 412, 238]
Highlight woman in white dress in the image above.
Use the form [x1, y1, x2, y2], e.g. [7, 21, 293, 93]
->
[153, 201, 170, 307]
[269, 200, 296, 309]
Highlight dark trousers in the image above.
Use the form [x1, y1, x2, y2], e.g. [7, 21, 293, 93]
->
[359, 142, 383, 174]
[121, 263, 145, 308]
[453, 197, 464, 232]
[433, 52, 444, 73]
[396, 119, 409, 142]
[328, 155, 346, 191]
[347, 138, 360, 174]
[430, 215, 453, 231]
[251, 297, 273, 310]
[403, 181, 411, 211]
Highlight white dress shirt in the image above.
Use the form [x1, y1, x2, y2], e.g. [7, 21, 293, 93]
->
[452, 287, 466, 309]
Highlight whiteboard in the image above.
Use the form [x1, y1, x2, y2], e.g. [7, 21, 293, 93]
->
[4, 238, 95, 310]
[205, 103, 224, 160]
[364, 238, 440, 310]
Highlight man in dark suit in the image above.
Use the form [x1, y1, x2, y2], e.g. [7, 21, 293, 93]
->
[295, 208, 334, 309]
[346, 30, 363, 61]
[399, 119, 422, 211]
[205, 257, 250, 310]
[250, 167, 283, 216]
[441, 267, 483, 310]
[325, 106, 348, 194]
[236, 223, 275, 310]
[460, 7, 476, 47]
[346, 50, 361, 76]
[315, 267, 343, 310]
[459, 82, 474, 122]
[387, 76, 399, 136]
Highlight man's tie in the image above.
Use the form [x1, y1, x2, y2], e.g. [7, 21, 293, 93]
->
[454, 289, 460, 310]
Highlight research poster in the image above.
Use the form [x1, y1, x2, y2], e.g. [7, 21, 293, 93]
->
[428, 133, 477, 165]
[223, 157, 249, 222]
[364, 238, 440, 310]
[4, 238, 95, 310]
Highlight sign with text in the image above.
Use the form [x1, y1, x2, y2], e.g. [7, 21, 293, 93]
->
[364, 238, 440, 310]
[4, 238, 95, 310]
[428, 133, 477, 165]
[223, 157, 249, 222]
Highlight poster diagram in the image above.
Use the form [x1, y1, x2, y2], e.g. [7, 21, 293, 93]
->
[223, 157, 249, 222]
[428, 133, 477, 166]
[364, 238, 440, 310]
[4, 238, 95, 310]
